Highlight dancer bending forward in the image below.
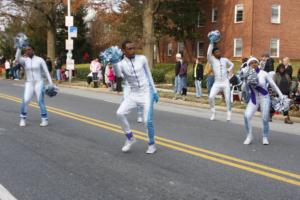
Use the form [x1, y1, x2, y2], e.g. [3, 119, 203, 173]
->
[243, 57, 283, 145]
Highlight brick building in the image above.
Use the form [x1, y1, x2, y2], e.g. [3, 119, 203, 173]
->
[158, 0, 300, 63]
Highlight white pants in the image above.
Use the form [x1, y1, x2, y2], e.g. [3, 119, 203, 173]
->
[20, 80, 48, 119]
[116, 91, 155, 145]
[244, 95, 270, 137]
[209, 80, 231, 113]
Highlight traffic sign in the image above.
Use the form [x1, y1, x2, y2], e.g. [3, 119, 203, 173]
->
[66, 58, 75, 70]
[69, 26, 77, 38]
[65, 39, 73, 50]
[65, 16, 73, 27]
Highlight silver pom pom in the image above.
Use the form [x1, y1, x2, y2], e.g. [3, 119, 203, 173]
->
[14, 33, 29, 49]
[271, 95, 291, 112]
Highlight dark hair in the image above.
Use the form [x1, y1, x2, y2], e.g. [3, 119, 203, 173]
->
[242, 57, 248, 63]
[212, 47, 219, 54]
[25, 45, 34, 50]
[122, 40, 133, 49]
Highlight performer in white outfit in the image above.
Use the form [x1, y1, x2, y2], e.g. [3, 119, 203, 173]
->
[114, 40, 159, 154]
[243, 57, 283, 145]
[207, 38, 234, 121]
[16, 45, 54, 127]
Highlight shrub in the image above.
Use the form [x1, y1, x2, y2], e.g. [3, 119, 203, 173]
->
[151, 68, 165, 83]
[76, 66, 90, 80]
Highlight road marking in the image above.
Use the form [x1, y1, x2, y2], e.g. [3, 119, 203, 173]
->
[0, 184, 18, 200]
[1, 93, 300, 187]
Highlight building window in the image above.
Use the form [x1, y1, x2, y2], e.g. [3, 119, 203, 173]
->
[234, 38, 243, 57]
[271, 4, 281, 24]
[270, 38, 280, 57]
[234, 4, 244, 23]
[197, 41, 205, 57]
[177, 42, 184, 54]
[167, 43, 173, 57]
[212, 8, 218, 22]
[197, 11, 205, 27]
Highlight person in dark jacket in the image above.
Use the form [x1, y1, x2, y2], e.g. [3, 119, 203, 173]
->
[263, 53, 274, 72]
[276, 57, 293, 79]
[273, 64, 293, 124]
[193, 57, 203, 98]
[46, 57, 52, 77]
[179, 60, 188, 99]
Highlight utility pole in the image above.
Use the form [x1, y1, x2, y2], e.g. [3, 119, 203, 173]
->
[65, 0, 75, 83]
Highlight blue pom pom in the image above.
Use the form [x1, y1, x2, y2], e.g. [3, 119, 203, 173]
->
[208, 30, 221, 43]
[99, 46, 123, 65]
[14, 33, 29, 49]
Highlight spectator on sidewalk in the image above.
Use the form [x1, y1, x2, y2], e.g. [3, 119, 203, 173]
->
[179, 60, 188, 99]
[106, 64, 115, 91]
[262, 53, 274, 73]
[55, 56, 63, 82]
[90, 58, 101, 88]
[273, 64, 293, 124]
[46, 57, 53, 77]
[193, 56, 203, 98]
[276, 57, 293, 79]
[204, 62, 214, 96]
[5, 59, 11, 79]
[12, 60, 21, 80]
[174, 53, 182, 95]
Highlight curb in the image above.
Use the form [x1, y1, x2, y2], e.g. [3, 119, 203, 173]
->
[58, 83, 300, 123]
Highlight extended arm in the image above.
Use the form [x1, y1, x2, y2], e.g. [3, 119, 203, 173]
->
[207, 43, 214, 64]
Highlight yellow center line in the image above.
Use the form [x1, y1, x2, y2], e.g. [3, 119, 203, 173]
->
[0, 92, 300, 187]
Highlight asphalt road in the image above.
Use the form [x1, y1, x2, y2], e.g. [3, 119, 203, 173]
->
[0, 79, 300, 200]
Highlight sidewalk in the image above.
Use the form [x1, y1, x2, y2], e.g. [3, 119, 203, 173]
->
[57, 81, 300, 123]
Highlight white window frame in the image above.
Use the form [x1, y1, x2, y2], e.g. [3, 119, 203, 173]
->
[197, 12, 205, 27]
[233, 38, 243, 57]
[234, 4, 244, 23]
[271, 4, 281, 24]
[270, 38, 280, 58]
[197, 41, 205, 57]
[177, 42, 184, 54]
[212, 8, 218, 22]
[167, 43, 173, 57]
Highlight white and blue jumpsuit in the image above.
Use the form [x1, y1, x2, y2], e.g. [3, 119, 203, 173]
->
[115, 55, 158, 145]
[16, 49, 53, 120]
[244, 59, 283, 138]
[207, 43, 234, 114]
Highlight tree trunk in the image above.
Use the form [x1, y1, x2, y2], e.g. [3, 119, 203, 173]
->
[47, 24, 56, 62]
[143, 0, 156, 68]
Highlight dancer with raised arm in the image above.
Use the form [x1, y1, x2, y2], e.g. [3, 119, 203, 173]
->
[207, 31, 234, 121]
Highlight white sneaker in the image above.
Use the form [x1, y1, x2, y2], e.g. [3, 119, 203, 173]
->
[243, 134, 253, 145]
[146, 144, 157, 154]
[19, 119, 26, 127]
[210, 112, 216, 121]
[137, 117, 143, 123]
[262, 137, 269, 145]
[40, 119, 48, 127]
[227, 111, 232, 121]
[122, 137, 136, 152]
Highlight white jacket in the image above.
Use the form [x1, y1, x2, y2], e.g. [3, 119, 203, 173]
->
[15, 49, 53, 85]
[207, 43, 234, 82]
[115, 55, 156, 93]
